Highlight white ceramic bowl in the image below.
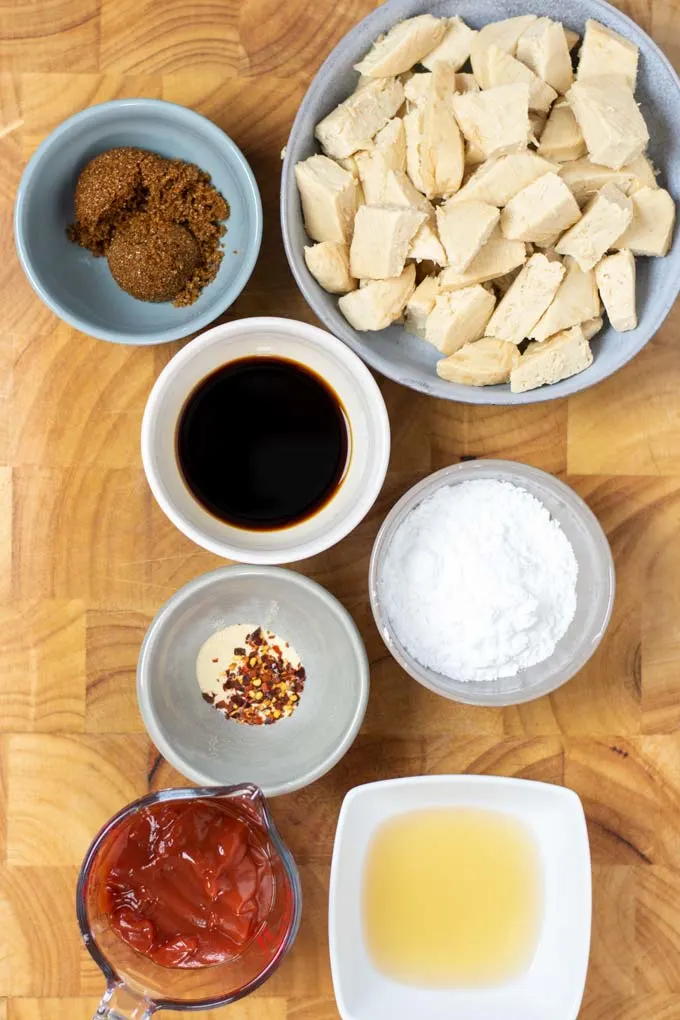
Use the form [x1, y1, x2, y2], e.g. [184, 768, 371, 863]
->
[141, 317, 390, 564]
[329, 775, 591, 1020]
[137, 565, 369, 796]
[370, 460, 615, 706]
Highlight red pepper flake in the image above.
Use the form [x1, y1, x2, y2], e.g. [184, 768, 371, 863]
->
[207, 628, 306, 727]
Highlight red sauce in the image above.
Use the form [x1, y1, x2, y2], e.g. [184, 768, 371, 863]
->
[100, 799, 275, 969]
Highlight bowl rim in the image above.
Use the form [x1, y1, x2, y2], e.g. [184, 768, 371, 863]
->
[280, 0, 680, 404]
[368, 459, 616, 706]
[136, 563, 371, 797]
[140, 315, 391, 564]
[14, 97, 263, 346]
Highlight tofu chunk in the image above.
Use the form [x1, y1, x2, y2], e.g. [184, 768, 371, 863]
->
[510, 325, 593, 392]
[581, 315, 604, 340]
[436, 201, 500, 272]
[530, 257, 600, 341]
[556, 182, 633, 270]
[383, 169, 432, 214]
[475, 43, 557, 113]
[422, 16, 477, 71]
[404, 93, 465, 198]
[564, 28, 581, 51]
[315, 77, 404, 159]
[624, 153, 658, 192]
[425, 285, 496, 355]
[354, 118, 406, 203]
[465, 142, 487, 168]
[501, 172, 582, 244]
[436, 337, 521, 385]
[516, 18, 573, 95]
[409, 221, 447, 265]
[486, 253, 566, 344]
[295, 155, 360, 244]
[471, 16, 538, 72]
[338, 265, 416, 330]
[560, 156, 652, 206]
[349, 205, 427, 279]
[354, 14, 447, 77]
[404, 72, 433, 107]
[577, 19, 639, 90]
[304, 241, 357, 294]
[595, 249, 637, 331]
[456, 72, 480, 94]
[538, 102, 586, 162]
[452, 84, 530, 160]
[567, 76, 649, 170]
[450, 151, 557, 206]
[405, 275, 441, 337]
[614, 186, 676, 256]
[439, 237, 528, 291]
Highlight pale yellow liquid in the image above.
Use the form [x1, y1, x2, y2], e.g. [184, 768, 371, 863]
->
[363, 807, 542, 987]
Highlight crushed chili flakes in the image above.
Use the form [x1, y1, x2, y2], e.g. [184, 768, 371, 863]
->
[205, 627, 306, 726]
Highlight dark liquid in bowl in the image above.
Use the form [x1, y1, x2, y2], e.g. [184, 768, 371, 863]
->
[176, 356, 350, 531]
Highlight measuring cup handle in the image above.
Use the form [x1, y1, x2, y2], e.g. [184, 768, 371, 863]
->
[93, 983, 156, 1019]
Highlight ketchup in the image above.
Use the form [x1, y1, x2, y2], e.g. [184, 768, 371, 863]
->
[99, 799, 275, 969]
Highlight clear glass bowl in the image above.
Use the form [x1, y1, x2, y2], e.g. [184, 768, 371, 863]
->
[369, 460, 615, 707]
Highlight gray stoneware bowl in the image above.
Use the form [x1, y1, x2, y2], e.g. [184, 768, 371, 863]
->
[137, 565, 369, 796]
[281, 0, 680, 404]
[15, 99, 262, 345]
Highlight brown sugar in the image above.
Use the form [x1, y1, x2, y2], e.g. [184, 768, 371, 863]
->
[68, 147, 230, 306]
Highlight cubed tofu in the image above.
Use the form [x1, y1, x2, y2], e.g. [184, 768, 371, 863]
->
[354, 118, 407, 204]
[424, 285, 496, 354]
[595, 249, 637, 331]
[338, 265, 416, 330]
[439, 238, 528, 291]
[510, 324, 593, 392]
[354, 14, 447, 77]
[404, 94, 465, 198]
[450, 151, 557, 206]
[456, 72, 480, 93]
[436, 337, 521, 385]
[452, 83, 531, 159]
[556, 182, 633, 270]
[465, 142, 487, 168]
[560, 156, 652, 206]
[516, 18, 573, 94]
[349, 205, 427, 279]
[538, 101, 587, 162]
[577, 19, 639, 90]
[315, 77, 404, 159]
[409, 221, 447, 264]
[614, 186, 676, 256]
[383, 169, 433, 215]
[422, 16, 477, 71]
[404, 72, 433, 106]
[474, 43, 557, 113]
[436, 200, 500, 273]
[581, 315, 604, 340]
[530, 256, 600, 341]
[304, 241, 357, 294]
[624, 153, 658, 192]
[501, 172, 582, 244]
[471, 16, 538, 71]
[567, 76, 649, 170]
[295, 155, 360, 244]
[486, 253, 566, 344]
[405, 275, 441, 337]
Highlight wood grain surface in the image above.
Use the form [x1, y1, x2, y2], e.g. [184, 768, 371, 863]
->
[2, 1, 680, 1017]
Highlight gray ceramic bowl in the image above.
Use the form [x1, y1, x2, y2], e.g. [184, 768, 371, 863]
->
[137, 565, 369, 796]
[281, 0, 680, 404]
[370, 460, 615, 706]
[15, 99, 262, 344]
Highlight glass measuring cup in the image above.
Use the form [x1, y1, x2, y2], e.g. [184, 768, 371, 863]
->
[77, 784, 301, 1018]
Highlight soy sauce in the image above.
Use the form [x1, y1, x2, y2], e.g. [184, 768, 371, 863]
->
[176, 357, 350, 530]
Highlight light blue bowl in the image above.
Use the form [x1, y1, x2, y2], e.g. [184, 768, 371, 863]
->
[281, 0, 680, 404]
[15, 99, 263, 345]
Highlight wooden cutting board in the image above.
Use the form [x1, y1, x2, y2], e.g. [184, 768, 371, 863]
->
[1, 1, 680, 1017]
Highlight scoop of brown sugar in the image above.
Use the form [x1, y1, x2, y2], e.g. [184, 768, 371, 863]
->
[68, 146, 229, 306]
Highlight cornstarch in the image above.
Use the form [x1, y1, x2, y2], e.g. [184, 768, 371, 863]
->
[380, 479, 578, 682]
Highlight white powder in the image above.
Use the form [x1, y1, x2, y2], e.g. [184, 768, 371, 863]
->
[380, 479, 578, 682]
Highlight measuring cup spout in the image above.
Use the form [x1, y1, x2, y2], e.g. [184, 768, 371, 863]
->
[92, 983, 156, 1019]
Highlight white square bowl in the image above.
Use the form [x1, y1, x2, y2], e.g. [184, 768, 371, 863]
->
[329, 775, 591, 1020]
